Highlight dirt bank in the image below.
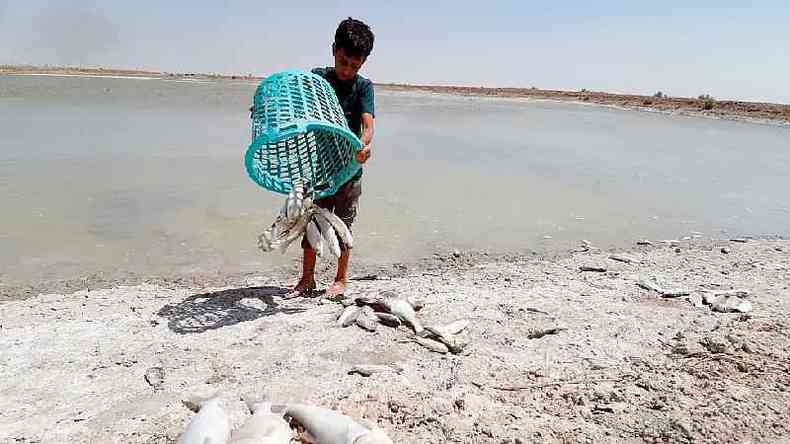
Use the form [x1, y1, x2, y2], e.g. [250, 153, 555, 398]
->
[1, 238, 788, 443]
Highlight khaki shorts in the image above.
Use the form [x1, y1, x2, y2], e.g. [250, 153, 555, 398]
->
[302, 177, 362, 251]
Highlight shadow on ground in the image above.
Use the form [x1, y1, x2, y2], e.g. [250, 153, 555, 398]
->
[157, 286, 306, 334]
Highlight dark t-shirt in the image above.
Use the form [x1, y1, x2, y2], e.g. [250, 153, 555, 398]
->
[312, 67, 374, 182]
[311, 67, 375, 138]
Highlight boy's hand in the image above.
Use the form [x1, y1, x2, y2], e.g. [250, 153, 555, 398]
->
[356, 145, 371, 164]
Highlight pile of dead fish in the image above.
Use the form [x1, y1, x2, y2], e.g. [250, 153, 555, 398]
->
[258, 182, 353, 257]
[336, 290, 470, 355]
[178, 394, 392, 444]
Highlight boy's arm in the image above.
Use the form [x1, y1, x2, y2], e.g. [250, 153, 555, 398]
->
[356, 81, 375, 164]
[356, 113, 374, 164]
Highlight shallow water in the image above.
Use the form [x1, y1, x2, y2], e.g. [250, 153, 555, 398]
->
[1, 74, 788, 286]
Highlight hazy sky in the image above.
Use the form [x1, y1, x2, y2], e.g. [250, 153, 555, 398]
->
[2, 1, 788, 103]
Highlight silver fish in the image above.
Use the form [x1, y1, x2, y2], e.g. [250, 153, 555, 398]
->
[348, 364, 403, 377]
[384, 297, 424, 335]
[337, 305, 361, 327]
[413, 336, 449, 354]
[306, 220, 324, 257]
[355, 306, 379, 332]
[283, 403, 391, 444]
[177, 395, 231, 444]
[314, 211, 342, 258]
[375, 313, 401, 327]
[424, 319, 469, 339]
[276, 210, 312, 254]
[229, 397, 291, 444]
[317, 207, 354, 249]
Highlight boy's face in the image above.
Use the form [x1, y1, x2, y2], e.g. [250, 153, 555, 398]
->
[332, 45, 366, 81]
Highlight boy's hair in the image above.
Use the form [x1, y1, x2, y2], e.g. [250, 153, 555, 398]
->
[334, 17, 374, 58]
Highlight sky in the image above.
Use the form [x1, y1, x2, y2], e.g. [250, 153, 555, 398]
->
[1, 0, 789, 103]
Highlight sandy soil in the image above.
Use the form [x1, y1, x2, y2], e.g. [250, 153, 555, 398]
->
[1, 238, 788, 443]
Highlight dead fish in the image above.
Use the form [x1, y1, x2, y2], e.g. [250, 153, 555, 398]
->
[337, 305, 361, 327]
[423, 319, 470, 341]
[421, 324, 469, 354]
[348, 364, 403, 377]
[355, 306, 379, 332]
[375, 313, 401, 327]
[306, 220, 324, 257]
[406, 296, 424, 311]
[354, 296, 388, 312]
[177, 395, 231, 444]
[384, 297, 424, 335]
[637, 278, 664, 293]
[283, 403, 392, 444]
[229, 397, 291, 444]
[413, 336, 449, 354]
[712, 297, 753, 313]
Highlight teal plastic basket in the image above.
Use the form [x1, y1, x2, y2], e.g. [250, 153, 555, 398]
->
[244, 70, 362, 199]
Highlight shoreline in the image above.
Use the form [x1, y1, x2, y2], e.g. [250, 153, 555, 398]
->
[3, 65, 789, 127]
[2, 234, 786, 301]
[1, 237, 788, 442]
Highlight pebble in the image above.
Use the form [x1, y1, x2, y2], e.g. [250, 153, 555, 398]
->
[715, 289, 750, 298]
[610, 254, 638, 264]
[144, 367, 165, 390]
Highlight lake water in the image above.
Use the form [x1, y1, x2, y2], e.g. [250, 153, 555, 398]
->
[1, 74, 789, 286]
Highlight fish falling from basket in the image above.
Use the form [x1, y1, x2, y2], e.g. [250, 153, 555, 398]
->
[245, 70, 362, 257]
[257, 182, 353, 257]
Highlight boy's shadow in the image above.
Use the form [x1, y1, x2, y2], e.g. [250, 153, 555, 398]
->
[157, 286, 306, 334]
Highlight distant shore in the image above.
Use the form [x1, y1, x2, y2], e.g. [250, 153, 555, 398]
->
[3, 65, 790, 126]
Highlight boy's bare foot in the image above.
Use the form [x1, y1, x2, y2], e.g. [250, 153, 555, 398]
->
[284, 278, 316, 299]
[325, 280, 347, 301]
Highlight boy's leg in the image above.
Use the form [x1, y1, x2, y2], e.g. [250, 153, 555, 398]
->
[325, 178, 362, 298]
[292, 248, 317, 293]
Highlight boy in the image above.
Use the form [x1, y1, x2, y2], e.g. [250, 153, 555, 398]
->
[289, 17, 375, 299]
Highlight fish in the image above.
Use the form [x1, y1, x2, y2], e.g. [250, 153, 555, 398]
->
[355, 306, 379, 332]
[383, 296, 424, 335]
[348, 364, 403, 377]
[283, 403, 392, 444]
[317, 207, 354, 249]
[314, 211, 342, 258]
[177, 395, 231, 444]
[276, 210, 312, 254]
[306, 220, 324, 256]
[354, 296, 388, 312]
[229, 397, 292, 444]
[375, 313, 401, 327]
[424, 319, 469, 339]
[337, 305, 361, 327]
[413, 336, 449, 354]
